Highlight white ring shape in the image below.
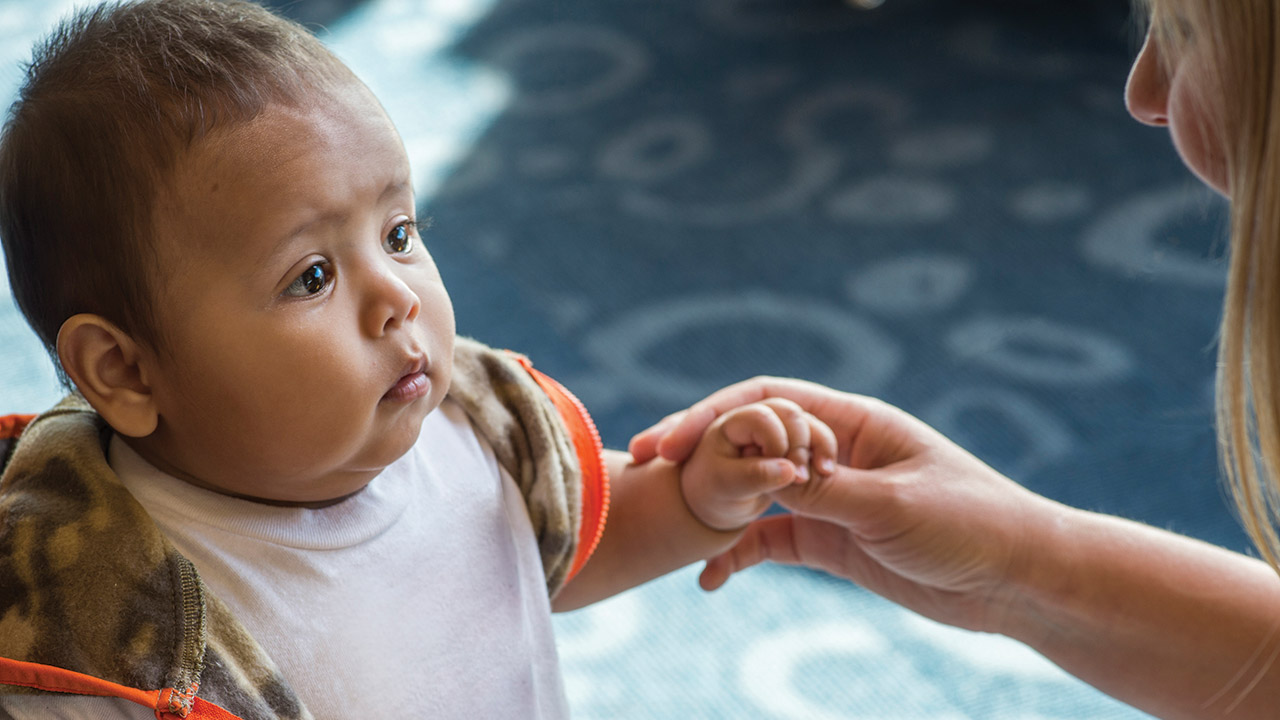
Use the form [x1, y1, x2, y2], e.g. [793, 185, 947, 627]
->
[739, 621, 968, 720]
[598, 116, 711, 183]
[848, 255, 973, 315]
[1081, 185, 1225, 288]
[947, 316, 1133, 385]
[923, 387, 1074, 479]
[584, 293, 901, 404]
[487, 25, 649, 116]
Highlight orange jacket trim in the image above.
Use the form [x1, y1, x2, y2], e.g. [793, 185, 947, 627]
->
[0, 414, 35, 441]
[0, 657, 243, 719]
[509, 355, 611, 582]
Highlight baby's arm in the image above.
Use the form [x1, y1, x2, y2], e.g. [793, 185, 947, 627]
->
[551, 399, 835, 611]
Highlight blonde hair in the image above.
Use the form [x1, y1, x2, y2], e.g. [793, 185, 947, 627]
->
[1140, 0, 1280, 570]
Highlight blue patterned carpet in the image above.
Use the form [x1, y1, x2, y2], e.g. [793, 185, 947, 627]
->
[0, 0, 1235, 717]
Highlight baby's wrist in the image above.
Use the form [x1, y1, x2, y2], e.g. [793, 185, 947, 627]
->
[677, 470, 754, 535]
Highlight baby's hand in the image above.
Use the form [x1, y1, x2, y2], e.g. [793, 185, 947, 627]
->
[680, 398, 837, 532]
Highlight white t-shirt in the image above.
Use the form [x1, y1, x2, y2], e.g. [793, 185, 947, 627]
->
[1, 399, 568, 720]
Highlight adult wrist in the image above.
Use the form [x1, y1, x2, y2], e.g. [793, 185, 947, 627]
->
[982, 495, 1085, 646]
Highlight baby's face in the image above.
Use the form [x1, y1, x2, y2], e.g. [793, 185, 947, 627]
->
[131, 80, 455, 505]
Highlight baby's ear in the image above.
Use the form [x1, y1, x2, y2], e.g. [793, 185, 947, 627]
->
[57, 314, 159, 438]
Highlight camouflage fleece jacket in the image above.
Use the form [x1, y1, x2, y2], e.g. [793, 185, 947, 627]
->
[0, 337, 609, 720]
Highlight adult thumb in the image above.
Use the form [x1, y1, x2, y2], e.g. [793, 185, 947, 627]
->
[769, 463, 894, 529]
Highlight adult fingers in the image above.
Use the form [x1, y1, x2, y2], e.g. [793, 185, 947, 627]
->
[698, 514, 802, 591]
[769, 462, 901, 532]
[809, 412, 839, 477]
[649, 377, 869, 464]
[628, 409, 687, 462]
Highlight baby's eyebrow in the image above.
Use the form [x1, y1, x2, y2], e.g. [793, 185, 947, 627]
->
[263, 178, 413, 261]
[378, 179, 411, 205]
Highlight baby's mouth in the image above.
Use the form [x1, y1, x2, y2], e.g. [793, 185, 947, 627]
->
[383, 359, 430, 403]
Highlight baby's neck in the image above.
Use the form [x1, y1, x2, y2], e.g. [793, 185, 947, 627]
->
[115, 434, 370, 509]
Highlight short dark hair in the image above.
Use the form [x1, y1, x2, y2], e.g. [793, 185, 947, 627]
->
[0, 0, 349, 381]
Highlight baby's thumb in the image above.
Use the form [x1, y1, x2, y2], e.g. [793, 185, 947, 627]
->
[724, 457, 797, 497]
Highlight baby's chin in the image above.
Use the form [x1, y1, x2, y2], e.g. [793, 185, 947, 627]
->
[213, 425, 428, 507]
[163, 391, 442, 506]
[348, 400, 437, 473]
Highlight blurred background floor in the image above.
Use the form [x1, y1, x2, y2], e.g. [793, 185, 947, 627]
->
[1, 0, 1233, 717]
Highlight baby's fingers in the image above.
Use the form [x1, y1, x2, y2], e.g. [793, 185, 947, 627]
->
[629, 409, 687, 462]
[719, 403, 792, 459]
[757, 398, 817, 481]
[717, 399, 834, 482]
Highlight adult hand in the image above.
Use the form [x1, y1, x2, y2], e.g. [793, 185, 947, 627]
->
[630, 377, 1066, 634]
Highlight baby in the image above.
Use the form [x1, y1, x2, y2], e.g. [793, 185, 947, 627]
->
[0, 2, 834, 719]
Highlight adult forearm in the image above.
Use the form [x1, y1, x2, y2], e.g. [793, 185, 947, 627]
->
[1003, 506, 1280, 719]
[550, 450, 740, 611]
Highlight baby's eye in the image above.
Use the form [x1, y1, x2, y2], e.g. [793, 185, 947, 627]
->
[383, 221, 415, 255]
[283, 262, 330, 297]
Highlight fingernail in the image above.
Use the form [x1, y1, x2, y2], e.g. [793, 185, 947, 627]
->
[792, 448, 810, 482]
[772, 459, 794, 481]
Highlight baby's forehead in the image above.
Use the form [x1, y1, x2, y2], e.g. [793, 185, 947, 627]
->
[153, 84, 410, 255]
[178, 81, 390, 175]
